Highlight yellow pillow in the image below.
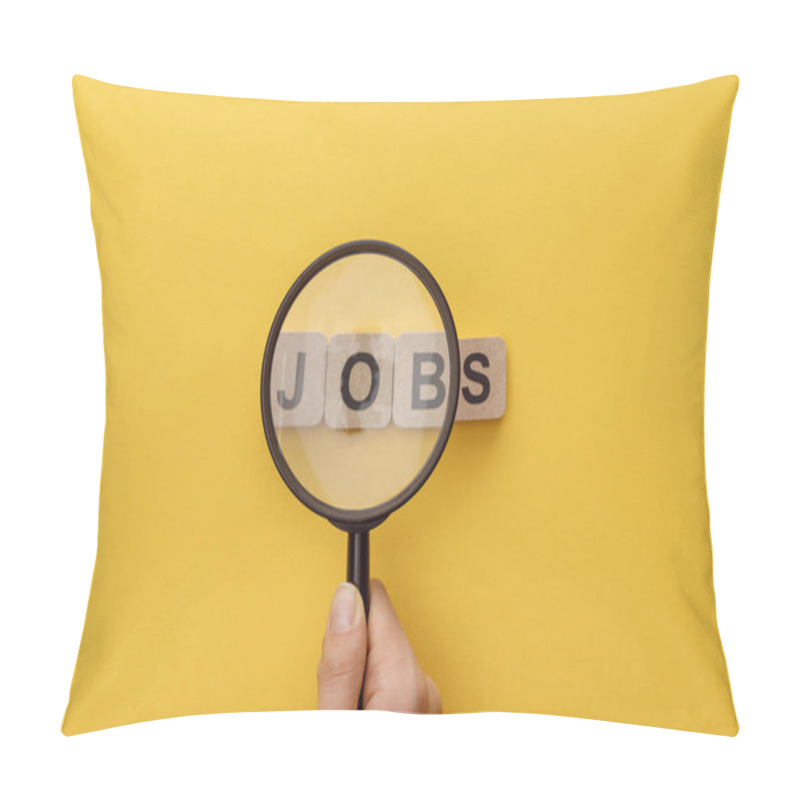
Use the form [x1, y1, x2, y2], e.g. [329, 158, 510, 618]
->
[63, 74, 739, 736]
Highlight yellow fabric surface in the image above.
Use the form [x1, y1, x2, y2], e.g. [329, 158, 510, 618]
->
[63, 75, 739, 736]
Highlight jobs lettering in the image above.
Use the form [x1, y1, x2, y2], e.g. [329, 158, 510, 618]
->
[271, 333, 506, 429]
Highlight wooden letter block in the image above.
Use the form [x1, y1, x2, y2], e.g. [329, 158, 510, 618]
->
[270, 331, 327, 427]
[325, 333, 395, 430]
[456, 337, 506, 421]
[393, 332, 451, 428]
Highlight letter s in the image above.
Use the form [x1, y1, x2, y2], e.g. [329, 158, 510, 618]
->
[461, 352, 490, 405]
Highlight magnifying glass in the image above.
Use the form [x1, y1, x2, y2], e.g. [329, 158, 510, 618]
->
[260, 240, 459, 624]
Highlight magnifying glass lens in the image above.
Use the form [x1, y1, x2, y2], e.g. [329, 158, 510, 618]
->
[270, 250, 452, 512]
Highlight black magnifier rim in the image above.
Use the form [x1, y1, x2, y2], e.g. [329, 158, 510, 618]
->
[260, 239, 460, 532]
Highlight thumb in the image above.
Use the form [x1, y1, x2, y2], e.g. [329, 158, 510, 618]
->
[317, 582, 367, 710]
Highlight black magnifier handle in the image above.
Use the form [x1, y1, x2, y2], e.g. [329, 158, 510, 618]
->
[346, 530, 370, 617]
[346, 530, 370, 710]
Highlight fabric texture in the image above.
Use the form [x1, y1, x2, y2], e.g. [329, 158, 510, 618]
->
[63, 74, 739, 736]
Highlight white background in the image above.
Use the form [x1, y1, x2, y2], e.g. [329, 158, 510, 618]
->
[2, 1, 798, 797]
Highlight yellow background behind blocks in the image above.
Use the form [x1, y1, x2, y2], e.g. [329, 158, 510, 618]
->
[63, 74, 739, 736]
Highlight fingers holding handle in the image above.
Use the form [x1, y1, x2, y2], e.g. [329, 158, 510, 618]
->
[317, 578, 441, 714]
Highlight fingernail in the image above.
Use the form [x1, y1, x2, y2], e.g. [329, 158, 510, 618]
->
[328, 582, 358, 633]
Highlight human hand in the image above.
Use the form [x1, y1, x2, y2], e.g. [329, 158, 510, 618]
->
[317, 578, 442, 713]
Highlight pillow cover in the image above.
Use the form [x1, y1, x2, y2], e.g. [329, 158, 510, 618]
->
[63, 74, 739, 736]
